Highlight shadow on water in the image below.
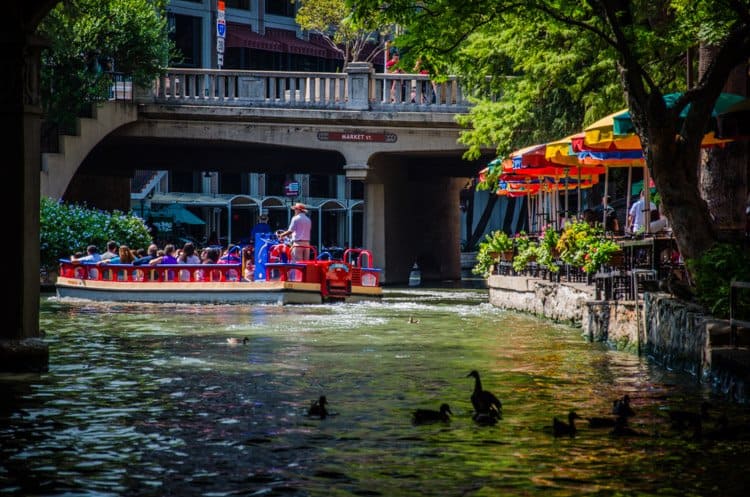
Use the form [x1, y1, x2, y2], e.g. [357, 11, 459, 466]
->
[1, 290, 750, 496]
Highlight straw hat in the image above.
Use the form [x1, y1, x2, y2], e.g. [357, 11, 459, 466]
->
[291, 203, 307, 212]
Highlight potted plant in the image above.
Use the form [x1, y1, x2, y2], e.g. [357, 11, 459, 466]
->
[537, 227, 561, 273]
[556, 220, 622, 274]
[513, 240, 540, 273]
[472, 230, 514, 277]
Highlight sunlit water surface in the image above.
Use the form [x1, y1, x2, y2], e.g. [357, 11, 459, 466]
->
[1, 288, 750, 496]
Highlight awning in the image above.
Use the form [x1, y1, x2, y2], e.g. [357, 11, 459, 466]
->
[148, 204, 205, 225]
[267, 28, 328, 58]
[226, 23, 285, 53]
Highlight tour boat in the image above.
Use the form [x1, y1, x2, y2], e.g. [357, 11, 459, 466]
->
[55, 238, 382, 305]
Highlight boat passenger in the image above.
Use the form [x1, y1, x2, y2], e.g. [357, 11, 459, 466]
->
[276, 203, 312, 262]
[71, 245, 101, 264]
[202, 247, 220, 264]
[218, 246, 241, 264]
[177, 242, 201, 264]
[100, 240, 119, 261]
[149, 244, 178, 265]
[99, 245, 135, 265]
[133, 244, 158, 266]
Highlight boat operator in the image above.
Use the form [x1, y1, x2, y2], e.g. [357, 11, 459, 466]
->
[276, 203, 312, 261]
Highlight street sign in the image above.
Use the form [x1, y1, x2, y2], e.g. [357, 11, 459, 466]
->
[217, 53, 224, 67]
[284, 181, 300, 197]
[217, 20, 226, 38]
[216, 37, 225, 54]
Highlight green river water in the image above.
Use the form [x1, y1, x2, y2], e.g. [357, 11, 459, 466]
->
[1, 287, 749, 496]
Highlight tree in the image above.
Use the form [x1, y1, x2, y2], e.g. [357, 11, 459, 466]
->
[350, 0, 750, 264]
[297, 0, 392, 64]
[37, 0, 173, 130]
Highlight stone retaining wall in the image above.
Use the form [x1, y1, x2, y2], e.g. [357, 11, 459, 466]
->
[487, 275, 748, 403]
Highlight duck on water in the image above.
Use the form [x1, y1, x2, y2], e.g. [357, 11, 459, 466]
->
[467, 370, 502, 422]
[412, 403, 452, 424]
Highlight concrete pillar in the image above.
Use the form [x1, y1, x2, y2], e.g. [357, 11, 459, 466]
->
[345, 62, 373, 111]
[0, 28, 48, 372]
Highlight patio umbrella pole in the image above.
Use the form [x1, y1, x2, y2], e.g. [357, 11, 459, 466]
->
[602, 168, 609, 229]
[577, 167, 582, 216]
[625, 167, 633, 233]
[643, 165, 651, 234]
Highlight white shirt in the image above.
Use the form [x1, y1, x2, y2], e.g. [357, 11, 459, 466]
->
[287, 212, 312, 242]
[629, 198, 656, 233]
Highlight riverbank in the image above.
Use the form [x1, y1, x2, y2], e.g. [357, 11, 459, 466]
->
[488, 274, 750, 403]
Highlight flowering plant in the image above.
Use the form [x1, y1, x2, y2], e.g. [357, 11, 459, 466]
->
[556, 220, 620, 273]
[537, 227, 561, 273]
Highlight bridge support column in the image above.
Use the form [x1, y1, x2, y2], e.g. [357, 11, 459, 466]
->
[0, 28, 48, 372]
[364, 157, 465, 285]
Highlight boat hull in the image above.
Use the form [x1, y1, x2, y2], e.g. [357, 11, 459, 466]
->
[55, 277, 381, 305]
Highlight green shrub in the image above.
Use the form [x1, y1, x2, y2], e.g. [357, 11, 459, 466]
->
[687, 243, 750, 318]
[40, 197, 152, 271]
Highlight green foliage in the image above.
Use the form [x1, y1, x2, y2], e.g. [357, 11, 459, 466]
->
[556, 220, 620, 274]
[512, 240, 539, 273]
[687, 243, 750, 318]
[472, 230, 514, 277]
[37, 0, 174, 129]
[297, 0, 392, 63]
[537, 227, 561, 273]
[40, 197, 152, 271]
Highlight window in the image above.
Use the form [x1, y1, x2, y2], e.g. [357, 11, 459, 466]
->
[225, 0, 250, 9]
[266, 0, 295, 17]
[169, 14, 202, 67]
[309, 174, 336, 198]
[265, 173, 287, 196]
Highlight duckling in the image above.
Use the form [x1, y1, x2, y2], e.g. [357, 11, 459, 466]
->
[467, 370, 502, 420]
[553, 411, 581, 437]
[612, 394, 635, 418]
[412, 403, 452, 424]
[227, 337, 249, 345]
[308, 395, 328, 419]
[408, 316, 420, 324]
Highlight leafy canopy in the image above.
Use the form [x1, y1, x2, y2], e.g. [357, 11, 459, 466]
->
[37, 0, 174, 128]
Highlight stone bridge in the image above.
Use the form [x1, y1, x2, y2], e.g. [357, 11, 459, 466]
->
[41, 65, 494, 285]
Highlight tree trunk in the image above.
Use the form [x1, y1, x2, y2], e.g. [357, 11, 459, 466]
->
[699, 46, 748, 235]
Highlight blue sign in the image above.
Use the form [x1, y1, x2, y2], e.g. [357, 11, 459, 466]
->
[284, 181, 300, 197]
[216, 20, 226, 38]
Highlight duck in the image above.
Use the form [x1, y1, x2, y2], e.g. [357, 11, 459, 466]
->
[473, 411, 499, 426]
[553, 411, 581, 437]
[612, 394, 635, 417]
[227, 337, 249, 345]
[308, 395, 328, 419]
[408, 316, 420, 324]
[412, 403, 452, 424]
[467, 370, 502, 420]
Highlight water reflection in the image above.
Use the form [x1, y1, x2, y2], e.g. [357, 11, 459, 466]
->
[1, 288, 749, 496]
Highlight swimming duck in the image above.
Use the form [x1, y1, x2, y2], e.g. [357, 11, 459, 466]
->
[412, 403, 452, 424]
[308, 395, 328, 419]
[472, 411, 499, 426]
[467, 370, 502, 420]
[408, 316, 420, 324]
[553, 411, 581, 437]
[612, 394, 635, 417]
[227, 337, 249, 345]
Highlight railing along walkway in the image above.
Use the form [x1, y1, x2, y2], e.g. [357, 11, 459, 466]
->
[149, 67, 471, 112]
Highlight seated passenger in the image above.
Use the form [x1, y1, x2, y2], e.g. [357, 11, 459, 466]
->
[219, 246, 242, 264]
[71, 245, 101, 263]
[202, 247, 220, 264]
[100, 245, 136, 264]
[133, 244, 159, 266]
[177, 242, 201, 264]
[150, 244, 178, 265]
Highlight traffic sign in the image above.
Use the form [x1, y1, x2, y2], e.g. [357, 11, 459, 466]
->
[217, 20, 226, 38]
[216, 37, 225, 54]
[217, 53, 224, 67]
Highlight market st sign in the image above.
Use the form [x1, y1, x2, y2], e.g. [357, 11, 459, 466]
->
[317, 132, 397, 143]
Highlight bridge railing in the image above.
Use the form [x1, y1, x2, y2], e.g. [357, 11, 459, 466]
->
[147, 67, 471, 112]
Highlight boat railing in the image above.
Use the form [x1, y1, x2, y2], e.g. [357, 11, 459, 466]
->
[59, 260, 243, 283]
